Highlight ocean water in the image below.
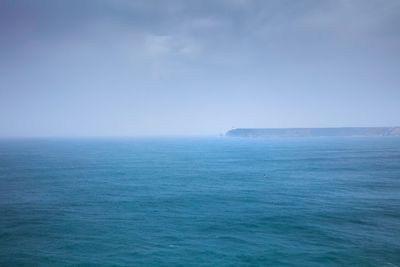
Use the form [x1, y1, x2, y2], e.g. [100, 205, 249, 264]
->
[0, 137, 400, 267]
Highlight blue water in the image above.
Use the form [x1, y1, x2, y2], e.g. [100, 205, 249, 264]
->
[0, 137, 400, 266]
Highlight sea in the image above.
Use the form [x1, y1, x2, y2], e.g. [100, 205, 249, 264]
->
[0, 137, 399, 266]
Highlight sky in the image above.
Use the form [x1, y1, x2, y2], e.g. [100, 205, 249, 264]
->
[1, 0, 399, 137]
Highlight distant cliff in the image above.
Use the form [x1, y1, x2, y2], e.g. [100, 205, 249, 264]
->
[226, 127, 400, 138]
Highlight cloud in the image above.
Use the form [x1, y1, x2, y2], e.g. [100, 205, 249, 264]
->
[1, 0, 400, 136]
[144, 34, 201, 58]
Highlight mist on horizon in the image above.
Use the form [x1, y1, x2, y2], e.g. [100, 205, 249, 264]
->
[1, 0, 400, 137]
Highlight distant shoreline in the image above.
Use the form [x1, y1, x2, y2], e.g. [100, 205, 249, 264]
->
[226, 127, 400, 138]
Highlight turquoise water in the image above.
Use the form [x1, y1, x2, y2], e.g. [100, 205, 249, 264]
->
[0, 137, 400, 266]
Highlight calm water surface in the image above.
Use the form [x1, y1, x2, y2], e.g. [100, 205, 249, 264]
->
[0, 137, 399, 266]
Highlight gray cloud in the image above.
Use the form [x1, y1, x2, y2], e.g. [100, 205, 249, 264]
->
[1, 0, 399, 136]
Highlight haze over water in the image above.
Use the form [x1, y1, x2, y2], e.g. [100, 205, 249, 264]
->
[1, 137, 400, 266]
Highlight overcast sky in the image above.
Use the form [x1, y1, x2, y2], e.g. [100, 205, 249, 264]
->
[1, 0, 399, 137]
